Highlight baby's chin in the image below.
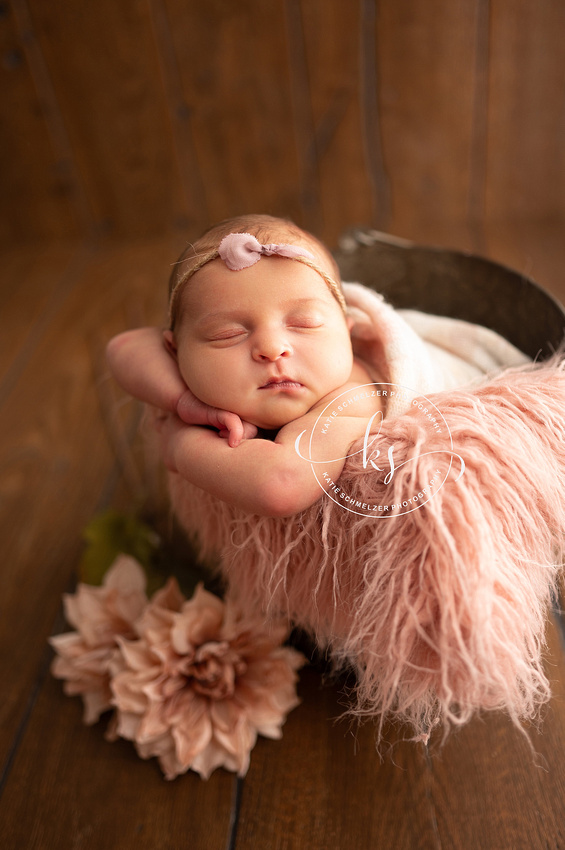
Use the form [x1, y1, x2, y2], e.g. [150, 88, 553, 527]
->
[247, 412, 300, 431]
[244, 401, 312, 432]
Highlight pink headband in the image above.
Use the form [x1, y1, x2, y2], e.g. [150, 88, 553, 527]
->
[168, 231, 347, 325]
[218, 232, 316, 269]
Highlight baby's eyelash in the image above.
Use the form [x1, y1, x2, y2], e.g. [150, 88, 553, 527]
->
[288, 318, 324, 329]
[209, 329, 247, 341]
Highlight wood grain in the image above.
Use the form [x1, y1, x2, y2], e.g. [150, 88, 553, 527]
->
[376, 0, 481, 246]
[162, 0, 303, 229]
[234, 618, 565, 850]
[4, 0, 565, 247]
[427, 618, 565, 850]
[1, 674, 235, 850]
[235, 666, 440, 850]
[299, 0, 377, 246]
[486, 0, 565, 224]
[0, 3, 83, 242]
[0, 244, 70, 373]
[25, 0, 187, 238]
[0, 243, 92, 398]
[0, 237, 178, 766]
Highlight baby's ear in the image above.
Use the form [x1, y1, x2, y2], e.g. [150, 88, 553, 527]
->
[345, 311, 355, 332]
[163, 330, 178, 359]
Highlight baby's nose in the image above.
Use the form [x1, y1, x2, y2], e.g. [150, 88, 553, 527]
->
[252, 331, 291, 361]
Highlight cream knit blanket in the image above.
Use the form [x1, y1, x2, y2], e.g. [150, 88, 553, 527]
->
[343, 282, 529, 417]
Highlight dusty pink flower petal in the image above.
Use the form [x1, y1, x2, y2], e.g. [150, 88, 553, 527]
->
[142, 737, 186, 781]
[102, 556, 149, 620]
[50, 556, 148, 724]
[210, 700, 258, 765]
[172, 586, 224, 651]
[171, 698, 213, 767]
[51, 644, 116, 724]
[188, 641, 245, 700]
[209, 697, 242, 737]
[50, 634, 111, 673]
[109, 581, 306, 779]
[51, 641, 119, 723]
[164, 686, 202, 724]
[158, 752, 186, 781]
[157, 640, 190, 671]
[153, 673, 187, 701]
[136, 700, 173, 743]
[64, 555, 147, 647]
[110, 667, 155, 714]
[117, 636, 159, 673]
[190, 738, 241, 780]
[134, 577, 184, 638]
[81, 688, 115, 726]
[233, 684, 295, 739]
[115, 710, 143, 742]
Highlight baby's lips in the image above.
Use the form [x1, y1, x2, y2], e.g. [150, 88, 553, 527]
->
[259, 375, 301, 388]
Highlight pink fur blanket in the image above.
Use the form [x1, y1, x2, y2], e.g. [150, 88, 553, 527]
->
[169, 289, 565, 743]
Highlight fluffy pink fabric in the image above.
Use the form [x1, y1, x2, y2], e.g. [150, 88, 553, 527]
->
[169, 358, 565, 742]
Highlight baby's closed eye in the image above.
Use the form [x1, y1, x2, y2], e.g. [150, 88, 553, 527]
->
[286, 313, 324, 329]
[207, 327, 248, 344]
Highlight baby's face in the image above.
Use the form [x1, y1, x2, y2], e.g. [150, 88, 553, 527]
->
[172, 257, 353, 430]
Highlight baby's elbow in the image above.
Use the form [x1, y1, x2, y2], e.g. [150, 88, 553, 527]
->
[254, 474, 321, 518]
[105, 334, 120, 368]
[257, 494, 298, 519]
[106, 331, 134, 372]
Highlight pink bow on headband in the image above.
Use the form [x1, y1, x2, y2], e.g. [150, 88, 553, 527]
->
[218, 232, 315, 270]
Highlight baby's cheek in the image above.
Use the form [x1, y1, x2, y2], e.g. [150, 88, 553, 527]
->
[327, 350, 353, 387]
[194, 381, 228, 410]
[178, 358, 221, 406]
[178, 348, 217, 395]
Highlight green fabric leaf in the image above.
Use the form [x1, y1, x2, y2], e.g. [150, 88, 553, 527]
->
[78, 508, 214, 598]
[78, 509, 161, 588]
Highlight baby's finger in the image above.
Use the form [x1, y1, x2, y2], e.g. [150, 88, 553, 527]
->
[241, 422, 258, 440]
[218, 413, 243, 447]
[227, 426, 242, 448]
[217, 427, 241, 447]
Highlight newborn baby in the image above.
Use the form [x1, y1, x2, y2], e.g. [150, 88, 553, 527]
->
[107, 215, 384, 516]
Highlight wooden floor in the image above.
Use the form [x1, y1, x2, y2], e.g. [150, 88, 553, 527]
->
[2, 224, 565, 850]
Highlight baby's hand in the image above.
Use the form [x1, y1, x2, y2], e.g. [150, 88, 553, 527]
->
[177, 388, 257, 447]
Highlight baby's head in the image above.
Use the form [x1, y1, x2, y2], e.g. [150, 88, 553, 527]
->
[165, 214, 353, 430]
[168, 214, 345, 328]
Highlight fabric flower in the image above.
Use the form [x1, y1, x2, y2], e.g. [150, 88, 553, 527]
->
[109, 582, 305, 780]
[49, 555, 147, 724]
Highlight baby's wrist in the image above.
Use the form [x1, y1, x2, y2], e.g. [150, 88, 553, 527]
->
[175, 392, 188, 415]
[177, 388, 212, 426]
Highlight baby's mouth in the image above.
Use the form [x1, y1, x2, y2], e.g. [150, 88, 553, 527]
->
[259, 377, 303, 390]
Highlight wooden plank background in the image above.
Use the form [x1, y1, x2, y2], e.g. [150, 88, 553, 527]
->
[1, 1, 565, 848]
[2, 0, 564, 249]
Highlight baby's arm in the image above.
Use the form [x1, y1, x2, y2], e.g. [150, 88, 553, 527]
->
[106, 327, 186, 413]
[106, 328, 256, 447]
[160, 384, 382, 516]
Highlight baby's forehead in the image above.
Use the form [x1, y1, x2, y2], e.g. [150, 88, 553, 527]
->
[182, 261, 334, 308]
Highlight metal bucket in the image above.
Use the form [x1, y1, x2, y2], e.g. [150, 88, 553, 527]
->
[335, 229, 565, 359]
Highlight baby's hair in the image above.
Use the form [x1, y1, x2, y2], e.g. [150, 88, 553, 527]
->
[168, 214, 346, 328]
